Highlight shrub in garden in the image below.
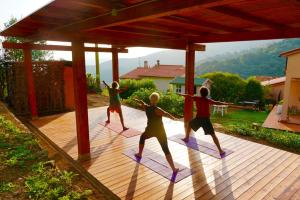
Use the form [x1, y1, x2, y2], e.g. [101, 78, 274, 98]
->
[226, 124, 300, 153]
[243, 77, 264, 102]
[0, 115, 93, 199]
[86, 73, 101, 93]
[202, 72, 246, 103]
[119, 79, 156, 99]
[126, 88, 184, 116]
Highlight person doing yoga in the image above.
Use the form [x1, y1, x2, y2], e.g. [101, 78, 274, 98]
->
[134, 92, 179, 174]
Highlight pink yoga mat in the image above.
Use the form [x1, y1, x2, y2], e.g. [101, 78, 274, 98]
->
[99, 121, 141, 138]
[124, 148, 193, 183]
[169, 135, 234, 159]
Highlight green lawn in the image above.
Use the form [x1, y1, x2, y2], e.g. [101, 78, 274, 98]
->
[210, 108, 269, 127]
[210, 108, 300, 154]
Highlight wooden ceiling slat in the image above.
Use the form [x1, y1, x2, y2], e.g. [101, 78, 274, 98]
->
[103, 26, 180, 39]
[210, 5, 287, 29]
[54, 0, 244, 32]
[161, 15, 242, 33]
[1, 0, 300, 47]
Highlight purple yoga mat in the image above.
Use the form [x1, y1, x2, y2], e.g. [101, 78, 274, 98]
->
[169, 135, 234, 159]
[99, 121, 141, 138]
[123, 149, 193, 183]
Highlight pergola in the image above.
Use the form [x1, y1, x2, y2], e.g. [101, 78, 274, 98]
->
[1, 0, 300, 159]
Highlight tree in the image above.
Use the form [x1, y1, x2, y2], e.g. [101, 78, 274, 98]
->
[1, 17, 53, 61]
[201, 72, 246, 103]
[243, 77, 264, 102]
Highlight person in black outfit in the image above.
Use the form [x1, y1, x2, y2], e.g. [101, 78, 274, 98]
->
[134, 92, 179, 173]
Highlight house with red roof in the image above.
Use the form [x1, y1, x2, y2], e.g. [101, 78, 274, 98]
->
[120, 60, 185, 91]
[261, 76, 286, 103]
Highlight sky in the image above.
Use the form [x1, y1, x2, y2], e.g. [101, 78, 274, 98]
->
[0, 0, 168, 64]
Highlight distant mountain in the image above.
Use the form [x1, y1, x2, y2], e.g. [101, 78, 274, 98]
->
[196, 39, 300, 78]
[86, 40, 278, 82]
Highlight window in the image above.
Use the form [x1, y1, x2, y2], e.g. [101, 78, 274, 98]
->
[175, 85, 181, 93]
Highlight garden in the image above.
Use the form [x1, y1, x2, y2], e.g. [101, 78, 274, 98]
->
[0, 103, 106, 200]
[91, 72, 300, 154]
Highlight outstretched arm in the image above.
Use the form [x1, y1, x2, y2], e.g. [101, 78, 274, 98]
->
[102, 80, 109, 88]
[133, 98, 148, 109]
[117, 85, 128, 93]
[155, 108, 179, 120]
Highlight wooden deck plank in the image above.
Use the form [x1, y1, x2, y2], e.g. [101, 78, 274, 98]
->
[263, 165, 300, 200]
[30, 106, 300, 200]
[229, 154, 299, 200]
[135, 138, 266, 200]
[237, 157, 300, 200]
[183, 146, 283, 200]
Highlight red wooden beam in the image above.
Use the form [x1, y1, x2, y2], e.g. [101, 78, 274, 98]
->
[210, 6, 286, 29]
[128, 21, 209, 36]
[2, 42, 128, 53]
[184, 43, 195, 125]
[189, 27, 300, 43]
[112, 49, 119, 83]
[71, 41, 90, 158]
[23, 47, 38, 118]
[162, 15, 242, 33]
[102, 26, 180, 39]
[55, 0, 244, 32]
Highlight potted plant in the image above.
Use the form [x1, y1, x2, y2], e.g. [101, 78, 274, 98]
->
[277, 100, 283, 114]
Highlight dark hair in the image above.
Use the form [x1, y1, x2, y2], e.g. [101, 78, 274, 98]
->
[112, 81, 119, 89]
[200, 86, 209, 97]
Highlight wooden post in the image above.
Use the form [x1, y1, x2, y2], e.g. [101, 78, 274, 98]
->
[95, 43, 100, 88]
[184, 43, 195, 125]
[112, 49, 119, 83]
[72, 41, 90, 159]
[23, 47, 38, 118]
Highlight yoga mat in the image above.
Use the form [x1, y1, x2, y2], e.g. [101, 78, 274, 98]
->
[124, 148, 193, 183]
[99, 121, 141, 138]
[169, 135, 234, 159]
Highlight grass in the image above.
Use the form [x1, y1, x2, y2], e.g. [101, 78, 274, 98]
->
[210, 108, 300, 154]
[0, 115, 93, 199]
[210, 108, 269, 127]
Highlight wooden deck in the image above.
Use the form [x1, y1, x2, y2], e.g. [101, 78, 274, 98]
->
[31, 106, 300, 200]
[263, 106, 300, 133]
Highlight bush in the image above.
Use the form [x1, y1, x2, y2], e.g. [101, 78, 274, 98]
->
[125, 88, 184, 116]
[202, 72, 246, 103]
[243, 77, 264, 102]
[86, 73, 101, 93]
[226, 124, 300, 153]
[119, 79, 156, 99]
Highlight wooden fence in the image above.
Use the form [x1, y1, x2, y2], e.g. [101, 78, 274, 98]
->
[3, 61, 68, 116]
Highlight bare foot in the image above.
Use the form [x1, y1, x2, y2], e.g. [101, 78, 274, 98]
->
[173, 168, 179, 174]
[181, 138, 189, 143]
[123, 127, 129, 131]
[105, 120, 110, 124]
[134, 153, 142, 159]
[220, 150, 226, 158]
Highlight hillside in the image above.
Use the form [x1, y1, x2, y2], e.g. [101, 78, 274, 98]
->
[196, 39, 300, 78]
[86, 40, 276, 82]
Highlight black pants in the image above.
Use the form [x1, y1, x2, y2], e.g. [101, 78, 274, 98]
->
[139, 131, 170, 155]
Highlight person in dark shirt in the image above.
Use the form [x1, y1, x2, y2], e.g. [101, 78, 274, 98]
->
[134, 92, 179, 173]
[181, 86, 231, 157]
[103, 80, 128, 131]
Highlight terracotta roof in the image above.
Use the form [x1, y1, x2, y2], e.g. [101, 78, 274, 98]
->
[120, 65, 185, 79]
[280, 48, 300, 57]
[261, 77, 286, 86]
[254, 76, 279, 82]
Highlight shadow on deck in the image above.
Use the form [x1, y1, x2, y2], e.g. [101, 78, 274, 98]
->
[31, 106, 300, 200]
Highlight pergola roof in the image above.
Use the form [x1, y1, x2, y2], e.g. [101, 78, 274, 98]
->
[1, 0, 300, 49]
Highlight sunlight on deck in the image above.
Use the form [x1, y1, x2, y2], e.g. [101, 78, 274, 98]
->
[31, 106, 300, 200]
